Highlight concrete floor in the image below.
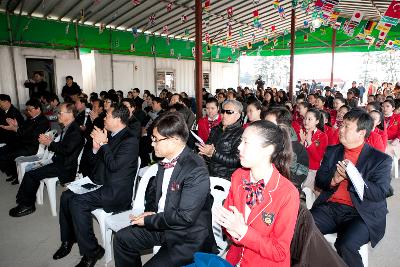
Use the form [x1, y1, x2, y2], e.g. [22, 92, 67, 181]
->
[0, 171, 399, 267]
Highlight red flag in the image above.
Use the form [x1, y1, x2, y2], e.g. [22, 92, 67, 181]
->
[204, 0, 210, 10]
[253, 9, 259, 18]
[227, 7, 233, 18]
[384, 0, 400, 19]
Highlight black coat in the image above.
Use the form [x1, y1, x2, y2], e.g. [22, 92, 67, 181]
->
[88, 127, 139, 213]
[49, 121, 85, 184]
[144, 147, 218, 266]
[14, 114, 49, 154]
[206, 120, 243, 180]
[24, 80, 48, 98]
[61, 82, 81, 101]
[313, 143, 392, 247]
[127, 115, 141, 138]
[0, 105, 25, 144]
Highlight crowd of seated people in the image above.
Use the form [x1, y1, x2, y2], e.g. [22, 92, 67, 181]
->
[0, 79, 399, 267]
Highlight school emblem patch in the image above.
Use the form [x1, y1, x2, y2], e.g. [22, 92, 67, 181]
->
[315, 140, 320, 147]
[262, 211, 275, 226]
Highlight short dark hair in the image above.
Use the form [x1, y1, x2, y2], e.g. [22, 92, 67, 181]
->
[110, 103, 130, 125]
[263, 107, 292, 126]
[100, 91, 107, 97]
[366, 101, 381, 112]
[153, 112, 189, 142]
[0, 94, 11, 102]
[66, 75, 73, 80]
[77, 96, 88, 105]
[92, 98, 104, 108]
[121, 98, 136, 109]
[339, 105, 351, 113]
[33, 71, 44, 77]
[132, 88, 140, 93]
[335, 97, 347, 105]
[61, 102, 78, 118]
[171, 93, 183, 103]
[105, 93, 119, 104]
[343, 108, 373, 138]
[26, 98, 42, 111]
[48, 93, 59, 103]
[152, 97, 162, 104]
[370, 110, 385, 131]
[206, 97, 219, 107]
[383, 99, 395, 108]
[320, 109, 332, 127]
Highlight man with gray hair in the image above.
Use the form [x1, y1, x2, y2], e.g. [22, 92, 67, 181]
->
[198, 99, 243, 180]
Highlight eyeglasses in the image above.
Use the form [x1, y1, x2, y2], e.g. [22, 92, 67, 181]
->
[221, 109, 236, 115]
[56, 110, 71, 115]
[151, 135, 169, 143]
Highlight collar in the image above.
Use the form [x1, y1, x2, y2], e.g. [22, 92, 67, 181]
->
[208, 114, 219, 121]
[344, 142, 365, 153]
[162, 146, 185, 163]
[385, 113, 393, 118]
[111, 126, 125, 137]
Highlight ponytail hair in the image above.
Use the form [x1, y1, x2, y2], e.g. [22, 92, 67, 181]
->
[307, 108, 325, 132]
[248, 121, 293, 179]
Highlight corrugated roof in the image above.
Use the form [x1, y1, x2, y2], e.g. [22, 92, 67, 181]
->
[0, 0, 395, 48]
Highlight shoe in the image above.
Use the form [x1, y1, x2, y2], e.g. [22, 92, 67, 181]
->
[53, 241, 74, 260]
[75, 245, 105, 267]
[6, 176, 16, 182]
[11, 178, 19, 185]
[9, 204, 36, 217]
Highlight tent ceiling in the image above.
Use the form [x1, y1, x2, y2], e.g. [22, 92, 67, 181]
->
[0, 0, 394, 47]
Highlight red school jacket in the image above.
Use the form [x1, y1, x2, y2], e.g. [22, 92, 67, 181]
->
[373, 127, 388, 150]
[385, 114, 400, 141]
[197, 115, 221, 143]
[304, 129, 328, 170]
[366, 131, 385, 152]
[224, 167, 299, 267]
[324, 125, 339, 146]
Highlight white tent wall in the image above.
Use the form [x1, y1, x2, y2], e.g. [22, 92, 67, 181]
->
[0, 45, 239, 106]
[0, 45, 79, 108]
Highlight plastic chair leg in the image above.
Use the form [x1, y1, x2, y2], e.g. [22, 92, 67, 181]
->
[104, 228, 113, 264]
[45, 178, 58, 216]
[36, 182, 44, 205]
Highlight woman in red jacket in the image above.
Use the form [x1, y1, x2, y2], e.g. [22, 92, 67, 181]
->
[215, 121, 299, 267]
[382, 99, 400, 159]
[321, 110, 338, 146]
[300, 108, 328, 191]
[369, 110, 388, 151]
[292, 102, 309, 140]
[197, 98, 221, 143]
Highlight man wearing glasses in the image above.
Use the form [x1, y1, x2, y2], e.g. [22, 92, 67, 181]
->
[9, 102, 84, 217]
[0, 98, 49, 184]
[198, 99, 243, 180]
[113, 112, 217, 267]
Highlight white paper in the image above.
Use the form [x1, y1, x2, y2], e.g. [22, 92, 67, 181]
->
[190, 130, 204, 144]
[346, 162, 367, 201]
[67, 176, 102, 195]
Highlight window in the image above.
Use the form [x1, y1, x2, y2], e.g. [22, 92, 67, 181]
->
[203, 72, 210, 90]
[157, 70, 175, 91]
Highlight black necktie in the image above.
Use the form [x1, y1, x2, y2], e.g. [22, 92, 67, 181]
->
[59, 129, 64, 141]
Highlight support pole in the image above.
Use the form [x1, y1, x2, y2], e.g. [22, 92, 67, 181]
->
[330, 29, 337, 88]
[195, 0, 203, 120]
[109, 28, 114, 89]
[74, 22, 80, 59]
[153, 36, 157, 95]
[289, 8, 295, 100]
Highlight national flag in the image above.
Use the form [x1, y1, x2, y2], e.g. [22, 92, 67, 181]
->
[167, 2, 173, 12]
[332, 21, 341, 30]
[205, 32, 210, 43]
[148, 13, 156, 25]
[227, 7, 233, 18]
[222, 39, 227, 46]
[247, 41, 252, 49]
[206, 45, 211, 53]
[386, 40, 394, 48]
[375, 39, 384, 48]
[351, 10, 364, 23]
[304, 34, 308, 41]
[278, 6, 286, 19]
[132, 27, 138, 37]
[132, 0, 140, 5]
[271, 25, 276, 32]
[162, 25, 168, 35]
[378, 30, 389, 40]
[227, 56, 232, 62]
[181, 15, 187, 23]
[364, 21, 377, 34]
[263, 36, 269, 44]
[376, 22, 392, 32]
[253, 9, 259, 18]
[384, 0, 400, 19]
[204, 0, 211, 10]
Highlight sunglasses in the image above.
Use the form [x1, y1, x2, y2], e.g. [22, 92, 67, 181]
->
[221, 109, 236, 115]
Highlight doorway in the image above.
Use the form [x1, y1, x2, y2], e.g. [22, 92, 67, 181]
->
[25, 58, 56, 95]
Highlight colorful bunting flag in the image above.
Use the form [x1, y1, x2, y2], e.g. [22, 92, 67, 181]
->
[130, 43, 135, 52]
[364, 21, 377, 35]
[181, 15, 187, 23]
[163, 25, 168, 35]
[131, 27, 138, 37]
[204, 0, 211, 11]
[351, 10, 364, 23]
[385, 0, 400, 19]
[167, 2, 173, 12]
[132, 0, 140, 5]
[247, 41, 252, 49]
[227, 7, 233, 18]
[148, 13, 156, 26]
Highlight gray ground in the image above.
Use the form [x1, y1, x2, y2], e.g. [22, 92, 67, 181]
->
[0, 171, 399, 267]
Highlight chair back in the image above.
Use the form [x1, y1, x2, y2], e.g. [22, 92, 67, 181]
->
[209, 177, 231, 255]
[132, 164, 158, 215]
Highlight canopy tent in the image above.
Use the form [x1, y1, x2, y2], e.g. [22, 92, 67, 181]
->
[1, 0, 399, 62]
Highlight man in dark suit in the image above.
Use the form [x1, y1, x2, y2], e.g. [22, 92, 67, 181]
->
[0, 94, 24, 144]
[52, 103, 139, 267]
[0, 98, 49, 183]
[113, 112, 217, 267]
[311, 109, 392, 267]
[9, 102, 84, 217]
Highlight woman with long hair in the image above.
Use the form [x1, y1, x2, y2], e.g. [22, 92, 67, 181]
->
[370, 109, 388, 150]
[263, 91, 276, 108]
[215, 120, 299, 267]
[243, 100, 264, 128]
[292, 102, 309, 139]
[300, 108, 328, 191]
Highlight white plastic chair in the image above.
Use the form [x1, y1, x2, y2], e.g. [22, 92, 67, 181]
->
[91, 157, 142, 263]
[103, 163, 159, 264]
[0, 143, 5, 148]
[36, 147, 84, 216]
[209, 176, 231, 255]
[324, 233, 368, 267]
[393, 154, 399, 179]
[303, 187, 316, 210]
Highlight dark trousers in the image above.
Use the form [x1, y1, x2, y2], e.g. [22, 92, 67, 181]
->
[16, 163, 59, 206]
[59, 190, 102, 256]
[0, 145, 33, 177]
[113, 226, 173, 267]
[311, 202, 369, 267]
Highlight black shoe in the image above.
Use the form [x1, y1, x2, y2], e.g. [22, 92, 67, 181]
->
[11, 178, 19, 185]
[6, 176, 16, 182]
[53, 241, 74, 260]
[75, 245, 105, 267]
[9, 204, 36, 217]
